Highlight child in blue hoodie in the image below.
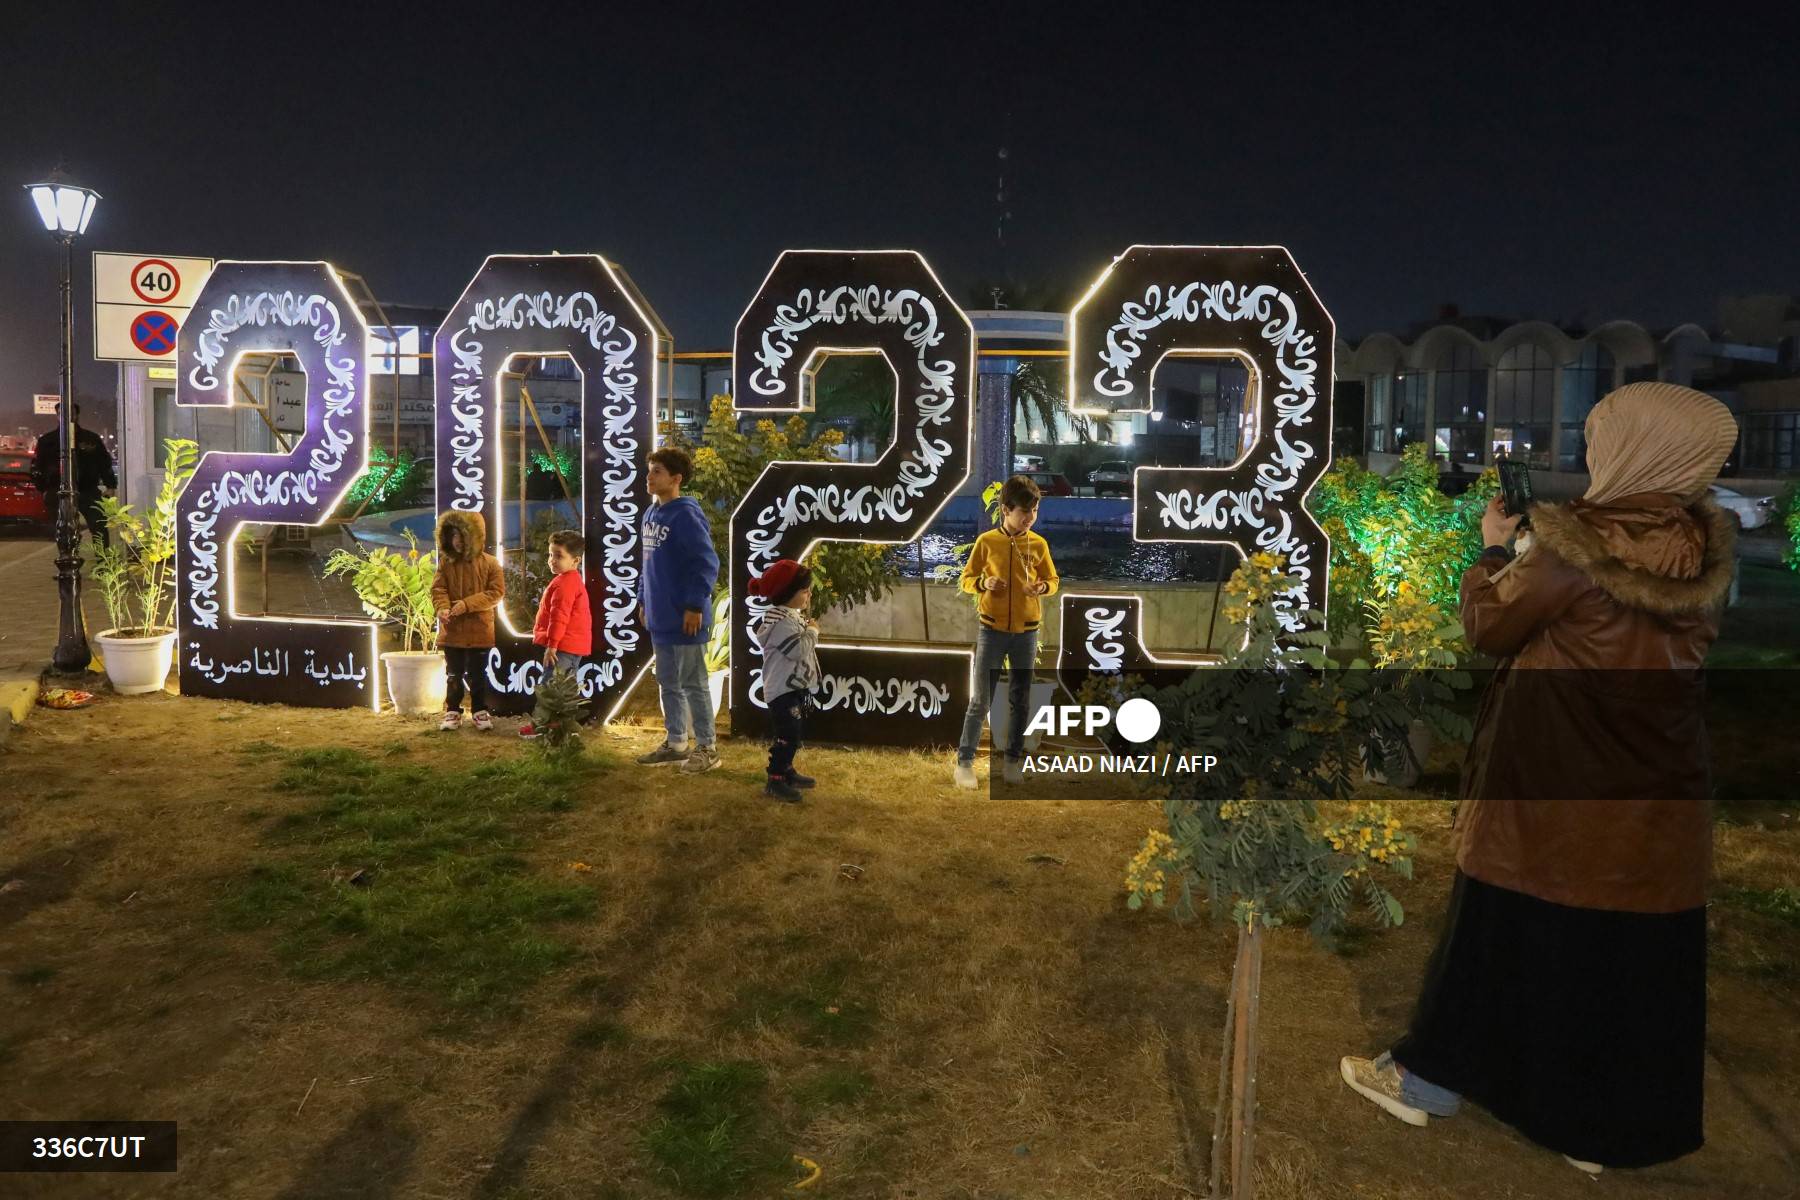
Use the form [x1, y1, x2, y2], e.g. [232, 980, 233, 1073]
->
[639, 446, 721, 773]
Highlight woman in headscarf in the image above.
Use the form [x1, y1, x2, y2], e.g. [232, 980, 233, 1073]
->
[1340, 383, 1740, 1174]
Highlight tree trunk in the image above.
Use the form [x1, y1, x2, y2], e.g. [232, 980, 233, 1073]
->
[1212, 921, 1264, 1199]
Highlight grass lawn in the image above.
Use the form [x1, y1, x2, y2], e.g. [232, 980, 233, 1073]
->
[1, 690, 1797, 1199]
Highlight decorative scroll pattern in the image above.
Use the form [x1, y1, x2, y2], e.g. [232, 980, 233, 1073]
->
[175, 261, 376, 708]
[433, 256, 660, 717]
[1068, 248, 1334, 635]
[729, 251, 974, 747]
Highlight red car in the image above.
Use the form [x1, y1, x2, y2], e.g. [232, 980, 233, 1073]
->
[0, 454, 52, 526]
[1020, 469, 1075, 497]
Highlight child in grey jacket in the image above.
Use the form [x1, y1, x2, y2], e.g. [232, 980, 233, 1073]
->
[749, 558, 821, 803]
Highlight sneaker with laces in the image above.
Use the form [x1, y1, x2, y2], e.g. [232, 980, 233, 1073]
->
[783, 770, 816, 789]
[681, 745, 721, 773]
[439, 711, 462, 731]
[764, 777, 803, 803]
[518, 722, 539, 740]
[953, 761, 977, 790]
[1339, 1055, 1430, 1127]
[636, 743, 689, 766]
[471, 710, 493, 732]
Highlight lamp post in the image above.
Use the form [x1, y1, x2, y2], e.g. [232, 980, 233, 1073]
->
[26, 177, 101, 673]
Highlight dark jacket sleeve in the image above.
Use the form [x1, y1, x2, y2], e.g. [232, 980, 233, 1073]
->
[96, 437, 117, 490]
[681, 505, 719, 615]
[1459, 547, 1586, 659]
[31, 432, 55, 490]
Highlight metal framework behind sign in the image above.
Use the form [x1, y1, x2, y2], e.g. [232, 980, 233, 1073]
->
[1060, 245, 1335, 675]
[175, 261, 380, 707]
[433, 255, 661, 719]
[728, 250, 975, 747]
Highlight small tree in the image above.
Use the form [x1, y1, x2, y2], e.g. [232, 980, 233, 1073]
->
[1125, 553, 1418, 1200]
[529, 664, 585, 756]
[92, 439, 198, 636]
[323, 534, 439, 652]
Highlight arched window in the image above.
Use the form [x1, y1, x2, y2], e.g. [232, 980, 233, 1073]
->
[1430, 342, 1487, 465]
[1494, 343, 1554, 469]
[1559, 344, 1614, 471]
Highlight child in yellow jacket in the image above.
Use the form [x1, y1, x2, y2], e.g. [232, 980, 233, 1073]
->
[955, 474, 1060, 788]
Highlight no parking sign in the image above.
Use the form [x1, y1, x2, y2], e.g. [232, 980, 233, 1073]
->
[93, 252, 214, 362]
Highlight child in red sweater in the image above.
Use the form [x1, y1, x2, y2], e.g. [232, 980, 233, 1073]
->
[520, 530, 592, 738]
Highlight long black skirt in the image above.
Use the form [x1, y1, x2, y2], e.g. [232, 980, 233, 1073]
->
[1390, 871, 1705, 1168]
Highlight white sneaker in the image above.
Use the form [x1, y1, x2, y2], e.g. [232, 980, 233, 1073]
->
[1002, 758, 1025, 785]
[470, 710, 493, 732]
[953, 762, 977, 790]
[1339, 1056, 1429, 1127]
[1563, 1156, 1603, 1176]
[439, 711, 462, 731]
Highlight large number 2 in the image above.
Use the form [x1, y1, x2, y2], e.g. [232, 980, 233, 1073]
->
[1058, 246, 1335, 679]
[729, 250, 975, 746]
[176, 260, 380, 707]
[434, 255, 664, 718]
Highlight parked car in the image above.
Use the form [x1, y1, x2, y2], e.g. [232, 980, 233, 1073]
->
[1709, 484, 1770, 530]
[1020, 470, 1075, 497]
[1087, 459, 1136, 496]
[0, 453, 51, 527]
[1012, 453, 1046, 472]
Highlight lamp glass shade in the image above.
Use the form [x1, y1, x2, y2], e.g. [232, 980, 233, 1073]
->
[28, 185, 57, 231]
[25, 182, 101, 235]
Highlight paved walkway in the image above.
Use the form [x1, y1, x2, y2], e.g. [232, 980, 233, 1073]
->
[0, 536, 107, 732]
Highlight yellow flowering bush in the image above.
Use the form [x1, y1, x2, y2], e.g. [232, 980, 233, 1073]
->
[1124, 554, 1418, 937]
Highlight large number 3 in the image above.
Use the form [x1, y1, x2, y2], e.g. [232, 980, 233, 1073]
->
[729, 250, 975, 746]
[176, 261, 380, 707]
[434, 255, 664, 718]
[1058, 246, 1334, 681]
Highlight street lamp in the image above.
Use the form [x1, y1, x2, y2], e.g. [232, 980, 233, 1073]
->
[25, 176, 101, 673]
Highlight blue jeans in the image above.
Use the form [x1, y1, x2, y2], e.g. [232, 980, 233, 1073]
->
[654, 641, 715, 749]
[552, 650, 582, 674]
[1380, 1051, 1461, 1117]
[958, 627, 1037, 766]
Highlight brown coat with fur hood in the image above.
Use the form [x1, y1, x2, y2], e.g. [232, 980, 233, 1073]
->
[431, 510, 505, 648]
[1454, 493, 1735, 913]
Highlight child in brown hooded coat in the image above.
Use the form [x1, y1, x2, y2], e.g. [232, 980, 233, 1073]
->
[431, 510, 505, 730]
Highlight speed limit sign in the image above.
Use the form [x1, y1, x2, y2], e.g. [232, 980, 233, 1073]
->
[129, 259, 182, 304]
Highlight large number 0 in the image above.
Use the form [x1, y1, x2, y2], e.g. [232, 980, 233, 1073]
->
[176, 260, 379, 707]
[434, 255, 663, 718]
[729, 250, 975, 746]
[1058, 246, 1334, 677]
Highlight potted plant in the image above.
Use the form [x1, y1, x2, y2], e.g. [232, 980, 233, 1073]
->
[90, 439, 198, 694]
[704, 590, 731, 713]
[324, 533, 443, 714]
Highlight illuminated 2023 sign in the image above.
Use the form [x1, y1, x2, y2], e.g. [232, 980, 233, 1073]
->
[170, 247, 1331, 738]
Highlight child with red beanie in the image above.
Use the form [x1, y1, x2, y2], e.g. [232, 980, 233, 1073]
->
[748, 558, 821, 803]
[519, 529, 591, 738]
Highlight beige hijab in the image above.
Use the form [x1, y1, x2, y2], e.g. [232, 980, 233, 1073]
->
[1582, 382, 1739, 505]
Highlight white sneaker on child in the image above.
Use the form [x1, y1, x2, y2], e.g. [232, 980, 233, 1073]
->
[439, 711, 462, 731]
[471, 711, 493, 732]
[953, 762, 977, 790]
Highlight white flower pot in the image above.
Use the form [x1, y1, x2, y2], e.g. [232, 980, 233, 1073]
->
[709, 668, 730, 713]
[1363, 719, 1435, 789]
[990, 680, 1060, 752]
[383, 650, 446, 715]
[95, 629, 177, 695]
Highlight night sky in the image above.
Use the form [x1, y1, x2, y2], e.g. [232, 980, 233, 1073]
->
[4, 5, 1797, 435]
